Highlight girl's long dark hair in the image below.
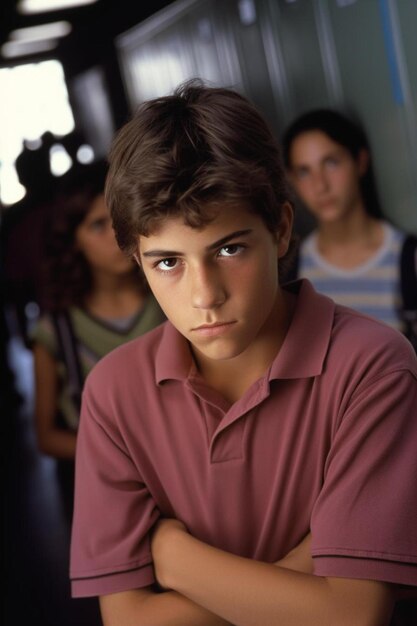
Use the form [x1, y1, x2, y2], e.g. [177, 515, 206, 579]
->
[41, 161, 133, 312]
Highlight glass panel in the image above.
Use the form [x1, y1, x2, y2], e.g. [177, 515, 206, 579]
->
[270, 0, 331, 119]
[328, 0, 416, 231]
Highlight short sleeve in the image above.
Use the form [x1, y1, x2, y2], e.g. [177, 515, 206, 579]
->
[311, 368, 417, 586]
[70, 373, 160, 597]
[30, 315, 57, 357]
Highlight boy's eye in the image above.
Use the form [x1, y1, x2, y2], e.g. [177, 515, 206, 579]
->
[218, 244, 243, 257]
[156, 258, 178, 271]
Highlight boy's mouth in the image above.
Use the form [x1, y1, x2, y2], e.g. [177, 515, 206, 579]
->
[192, 321, 236, 336]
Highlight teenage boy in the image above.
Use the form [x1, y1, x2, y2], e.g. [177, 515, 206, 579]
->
[70, 82, 417, 626]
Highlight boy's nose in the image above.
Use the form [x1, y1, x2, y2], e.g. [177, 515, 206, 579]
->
[190, 265, 227, 310]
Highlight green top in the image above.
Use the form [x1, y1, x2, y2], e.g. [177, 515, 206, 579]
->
[31, 295, 165, 430]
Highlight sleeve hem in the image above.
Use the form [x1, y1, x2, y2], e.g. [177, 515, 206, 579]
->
[312, 547, 417, 564]
[313, 555, 417, 587]
[71, 563, 155, 598]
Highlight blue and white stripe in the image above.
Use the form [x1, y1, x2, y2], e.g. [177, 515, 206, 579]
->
[299, 222, 405, 330]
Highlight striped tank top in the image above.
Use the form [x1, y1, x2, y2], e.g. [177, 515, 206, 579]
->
[299, 222, 405, 331]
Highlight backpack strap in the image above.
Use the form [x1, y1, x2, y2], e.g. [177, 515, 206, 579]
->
[52, 311, 84, 412]
[284, 247, 300, 283]
[399, 234, 417, 350]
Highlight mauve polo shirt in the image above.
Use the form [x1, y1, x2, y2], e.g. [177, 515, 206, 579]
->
[70, 280, 417, 597]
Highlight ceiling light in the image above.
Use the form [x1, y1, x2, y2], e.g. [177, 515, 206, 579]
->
[1, 39, 58, 59]
[18, 0, 98, 15]
[10, 21, 72, 43]
[77, 144, 95, 164]
[50, 143, 72, 176]
[238, 0, 257, 26]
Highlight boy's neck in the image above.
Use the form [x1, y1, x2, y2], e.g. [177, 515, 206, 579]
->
[191, 288, 296, 405]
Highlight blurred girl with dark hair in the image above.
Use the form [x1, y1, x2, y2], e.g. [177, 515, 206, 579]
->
[283, 109, 416, 338]
[31, 161, 165, 465]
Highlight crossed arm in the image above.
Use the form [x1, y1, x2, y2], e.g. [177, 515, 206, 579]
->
[99, 522, 394, 626]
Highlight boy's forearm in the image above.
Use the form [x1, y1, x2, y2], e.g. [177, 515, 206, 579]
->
[275, 532, 313, 574]
[100, 587, 232, 626]
[141, 590, 232, 626]
[153, 526, 394, 626]
[100, 530, 314, 626]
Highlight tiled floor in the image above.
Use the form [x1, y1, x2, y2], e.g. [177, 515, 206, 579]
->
[4, 337, 102, 626]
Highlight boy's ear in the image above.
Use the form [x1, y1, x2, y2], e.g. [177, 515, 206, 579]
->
[133, 252, 141, 267]
[276, 202, 294, 259]
[358, 148, 370, 177]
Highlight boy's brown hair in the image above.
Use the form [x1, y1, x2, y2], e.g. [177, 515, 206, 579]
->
[106, 80, 296, 273]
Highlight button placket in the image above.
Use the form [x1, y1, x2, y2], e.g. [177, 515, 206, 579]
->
[186, 376, 271, 463]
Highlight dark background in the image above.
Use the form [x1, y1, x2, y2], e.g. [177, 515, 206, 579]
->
[0, 0, 176, 127]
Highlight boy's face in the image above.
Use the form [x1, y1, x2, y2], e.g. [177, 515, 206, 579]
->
[138, 202, 292, 366]
[288, 130, 368, 223]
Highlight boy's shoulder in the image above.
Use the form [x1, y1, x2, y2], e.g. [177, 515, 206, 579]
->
[330, 303, 417, 377]
[277, 279, 416, 382]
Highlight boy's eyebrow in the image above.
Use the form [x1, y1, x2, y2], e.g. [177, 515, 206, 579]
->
[141, 229, 253, 258]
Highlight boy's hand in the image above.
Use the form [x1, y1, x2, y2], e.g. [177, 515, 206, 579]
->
[151, 518, 188, 589]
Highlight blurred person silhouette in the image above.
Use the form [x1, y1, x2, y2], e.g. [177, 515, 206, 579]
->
[0, 261, 23, 421]
[17, 131, 56, 200]
[30, 160, 165, 515]
[1, 132, 58, 348]
[1, 191, 23, 419]
[282, 109, 417, 349]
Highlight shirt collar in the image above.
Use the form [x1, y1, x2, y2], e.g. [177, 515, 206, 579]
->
[155, 279, 335, 384]
[155, 321, 193, 384]
[269, 279, 335, 380]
